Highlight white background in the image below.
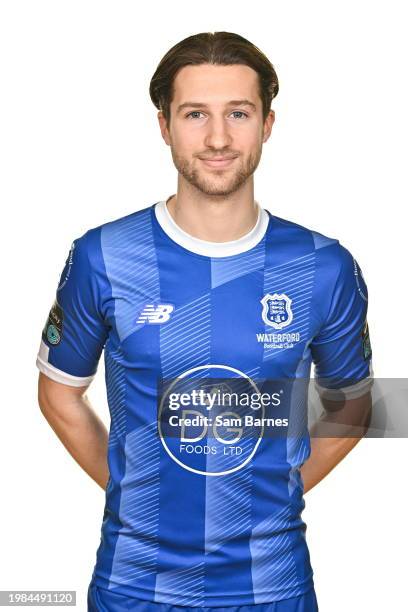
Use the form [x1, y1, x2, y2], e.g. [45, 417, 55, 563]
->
[1, 1, 407, 610]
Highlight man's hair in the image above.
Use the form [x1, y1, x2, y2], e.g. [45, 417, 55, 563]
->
[149, 31, 279, 126]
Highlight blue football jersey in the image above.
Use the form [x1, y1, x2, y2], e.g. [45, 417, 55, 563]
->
[36, 197, 373, 606]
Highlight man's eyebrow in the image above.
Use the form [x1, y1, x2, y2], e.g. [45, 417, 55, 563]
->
[176, 99, 257, 113]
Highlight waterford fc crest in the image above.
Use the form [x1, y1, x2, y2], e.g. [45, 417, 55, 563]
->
[261, 293, 293, 329]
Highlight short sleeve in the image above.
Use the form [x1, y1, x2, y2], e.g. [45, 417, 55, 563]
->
[310, 244, 374, 400]
[36, 230, 109, 387]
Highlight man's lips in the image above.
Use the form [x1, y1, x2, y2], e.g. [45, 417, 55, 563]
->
[198, 155, 238, 168]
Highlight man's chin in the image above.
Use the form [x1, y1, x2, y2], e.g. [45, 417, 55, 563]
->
[175, 162, 251, 196]
[192, 183, 245, 197]
[190, 172, 247, 197]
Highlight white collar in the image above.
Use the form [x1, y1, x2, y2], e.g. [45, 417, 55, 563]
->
[154, 198, 270, 257]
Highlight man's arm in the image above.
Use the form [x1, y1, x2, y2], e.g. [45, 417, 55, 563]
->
[38, 372, 109, 490]
[300, 391, 372, 494]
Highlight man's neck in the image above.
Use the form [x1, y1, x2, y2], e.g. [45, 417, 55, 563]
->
[165, 189, 260, 243]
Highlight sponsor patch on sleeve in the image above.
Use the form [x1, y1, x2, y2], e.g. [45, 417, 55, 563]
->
[361, 318, 372, 360]
[42, 299, 64, 346]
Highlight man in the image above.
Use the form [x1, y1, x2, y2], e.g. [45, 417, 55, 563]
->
[36, 31, 373, 611]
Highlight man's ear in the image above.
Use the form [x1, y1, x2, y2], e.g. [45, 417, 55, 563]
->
[263, 109, 275, 143]
[158, 111, 171, 146]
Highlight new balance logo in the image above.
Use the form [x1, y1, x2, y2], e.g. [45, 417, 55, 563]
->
[137, 303, 175, 324]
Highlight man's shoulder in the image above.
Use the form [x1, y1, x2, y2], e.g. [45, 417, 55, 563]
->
[267, 212, 366, 314]
[266, 210, 358, 279]
[91, 202, 155, 236]
[77, 202, 156, 251]
[67, 203, 156, 270]
[268, 211, 337, 249]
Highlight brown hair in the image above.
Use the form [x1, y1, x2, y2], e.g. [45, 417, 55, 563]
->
[149, 31, 279, 126]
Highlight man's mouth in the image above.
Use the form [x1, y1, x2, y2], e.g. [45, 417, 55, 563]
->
[198, 155, 238, 168]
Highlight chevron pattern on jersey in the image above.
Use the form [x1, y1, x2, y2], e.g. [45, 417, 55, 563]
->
[101, 209, 160, 343]
[204, 460, 252, 554]
[210, 238, 266, 289]
[250, 505, 302, 602]
[311, 231, 337, 250]
[109, 422, 161, 588]
[105, 346, 127, 449]
[160, 293, 211, 379]
[154, 562, 206, 606]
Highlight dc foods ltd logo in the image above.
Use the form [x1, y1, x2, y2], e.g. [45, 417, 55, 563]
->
[157, 365, 286, 477]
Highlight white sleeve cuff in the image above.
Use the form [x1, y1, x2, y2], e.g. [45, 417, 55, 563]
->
[314, 364, 374, 401]
[36, 339, 96, 387]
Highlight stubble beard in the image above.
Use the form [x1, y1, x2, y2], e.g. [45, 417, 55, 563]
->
[170, 146, 262, 197]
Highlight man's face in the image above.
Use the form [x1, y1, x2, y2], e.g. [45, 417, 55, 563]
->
[158, 64, 275, 197]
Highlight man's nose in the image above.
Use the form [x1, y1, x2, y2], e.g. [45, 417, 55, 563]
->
[204, 116, 233, 150]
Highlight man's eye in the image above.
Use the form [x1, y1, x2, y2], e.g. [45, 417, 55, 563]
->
[186, 111, 204, 119]
[231, 111, 248, 119]
[185, 111, 249, 120]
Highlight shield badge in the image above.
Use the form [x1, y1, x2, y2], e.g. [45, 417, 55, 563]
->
[261, 293, 293, 329]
